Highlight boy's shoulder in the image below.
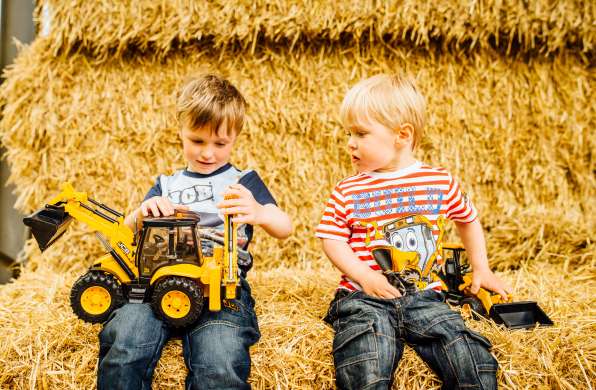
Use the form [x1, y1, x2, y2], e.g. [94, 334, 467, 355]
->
[333, 162, 454, 192]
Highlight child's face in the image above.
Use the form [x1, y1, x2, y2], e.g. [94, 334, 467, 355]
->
[181, 124, 237, 174]
[346, 119, 403, 173]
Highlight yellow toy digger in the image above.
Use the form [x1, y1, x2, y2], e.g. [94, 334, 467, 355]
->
[370, 215, 553, 329]
[23, 183, 241, 328]
[440, 244, 553, 329]
[372, 241, 553, 329]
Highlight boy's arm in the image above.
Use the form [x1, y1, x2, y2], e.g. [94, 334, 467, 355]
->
[254, 203, 292, 239]
[321, 238, 401, 299]
[455, 219, 511, 300]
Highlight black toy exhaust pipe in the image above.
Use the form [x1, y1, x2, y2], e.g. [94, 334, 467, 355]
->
[23, 205, 73, 251]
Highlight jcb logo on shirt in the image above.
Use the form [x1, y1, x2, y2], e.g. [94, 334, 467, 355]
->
[168, 184, 214, 205]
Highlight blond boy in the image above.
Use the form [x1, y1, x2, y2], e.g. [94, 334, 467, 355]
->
[99, 75, 292, 390]
[316, 74, 509, 389]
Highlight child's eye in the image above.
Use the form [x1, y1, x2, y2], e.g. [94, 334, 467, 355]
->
[215, 143, 227, 147]
[192, 139, 204, 144]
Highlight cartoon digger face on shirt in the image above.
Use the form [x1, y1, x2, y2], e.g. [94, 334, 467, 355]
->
[382, 215, 445, 280]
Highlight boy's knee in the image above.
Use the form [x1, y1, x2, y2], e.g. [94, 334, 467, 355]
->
[185, 324, 254, 389]
[187, 321, 256, 360]
[100, 304, 165, 347]
[445, 330, 498, 390]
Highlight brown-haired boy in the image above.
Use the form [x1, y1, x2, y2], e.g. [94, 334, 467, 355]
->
[316, 74, 510, 389]
[99, 74, 292, 389]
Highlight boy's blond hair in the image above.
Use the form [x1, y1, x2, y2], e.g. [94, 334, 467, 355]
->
[176, 74, 247, 136]
[340, 73, 426, 149]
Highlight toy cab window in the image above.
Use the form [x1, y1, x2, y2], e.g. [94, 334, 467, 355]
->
[175, 225, 198, 262]
[141, 227, 170, 274]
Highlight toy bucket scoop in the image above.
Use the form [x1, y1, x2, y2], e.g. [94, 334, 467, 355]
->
[23, 204, 73, 251]
[487, 300, 553, 329]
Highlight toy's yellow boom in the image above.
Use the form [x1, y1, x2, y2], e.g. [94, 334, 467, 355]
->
[24, 182, 138, 280]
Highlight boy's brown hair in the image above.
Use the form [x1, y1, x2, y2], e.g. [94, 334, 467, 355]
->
[176, 74, 247, 136]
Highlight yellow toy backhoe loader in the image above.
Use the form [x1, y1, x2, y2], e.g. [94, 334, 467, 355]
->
[440, 244, 553, 329]
[370, 215, 553, 329]
[23, 182, 241, 328]
[372, 242, 553, 329]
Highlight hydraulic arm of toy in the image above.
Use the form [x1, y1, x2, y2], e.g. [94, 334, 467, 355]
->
[23, 182, 137, 279]
[222, 209, 238, 299]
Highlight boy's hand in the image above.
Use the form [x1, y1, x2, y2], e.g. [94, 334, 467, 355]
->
[217, 184, 264, 225]
[359, 270, 402, 299]
[140, 196, 189, 217]
[471, 267, 511, 301]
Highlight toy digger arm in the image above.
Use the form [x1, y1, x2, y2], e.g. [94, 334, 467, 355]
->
[24, 182, 135, 266]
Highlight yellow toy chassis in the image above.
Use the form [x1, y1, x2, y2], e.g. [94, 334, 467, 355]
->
[23, 183, 240, 328]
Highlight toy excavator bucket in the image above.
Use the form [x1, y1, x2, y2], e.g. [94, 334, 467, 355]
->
[489, 301, 553, 329]
[23, 205, 73, 251]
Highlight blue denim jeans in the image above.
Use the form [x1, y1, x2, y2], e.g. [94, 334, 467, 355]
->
[324, 289, 498, 390]
[97, 279, 260, 390]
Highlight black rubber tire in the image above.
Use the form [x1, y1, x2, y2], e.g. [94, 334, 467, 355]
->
[461, 296, 488, 319]
[151, 277, 204, 328]
[70, 271, 125, 324]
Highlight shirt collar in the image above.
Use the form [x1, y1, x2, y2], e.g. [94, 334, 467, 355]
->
[365, 160, 422, 179]
[183, 163, 233, 178]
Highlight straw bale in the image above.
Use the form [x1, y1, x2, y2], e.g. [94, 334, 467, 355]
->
[36, 0, 595, 60]
[1, 40, 594, 271]
[0, 1, 593, 388]
[0, 255, 593, 389]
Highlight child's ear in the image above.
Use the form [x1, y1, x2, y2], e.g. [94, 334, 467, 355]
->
[395, 123, 414, 147]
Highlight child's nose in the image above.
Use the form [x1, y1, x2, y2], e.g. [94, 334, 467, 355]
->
[347, 136, 357, 149]
[200, 147, 214, 159]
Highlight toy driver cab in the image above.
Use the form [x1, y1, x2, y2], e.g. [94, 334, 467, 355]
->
[24, 182, 247, 328]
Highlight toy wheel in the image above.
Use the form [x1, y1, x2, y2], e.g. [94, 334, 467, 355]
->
[461, 296, 487, 319]
[70, 271, 125, 323]
[151, 277, 203, 328]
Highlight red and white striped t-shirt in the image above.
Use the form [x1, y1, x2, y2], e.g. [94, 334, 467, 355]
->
[315, 161, 477, 292]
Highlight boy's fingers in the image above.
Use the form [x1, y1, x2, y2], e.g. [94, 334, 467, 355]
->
[140, 204, 148, 217]
[157, 199, 173, 215]
[497, 288, 509, 301]
[391, 288, 402, 298]
[223, 187, 243, 197]
[220, 206, 246, 215]
[156, 202, 170, 216]
[224, 186, 251, 199]
[470, 278, 481, 294]
[174, 204, 189, 211]
[149, 202, 160, 217]
[218, 198, 245, 208]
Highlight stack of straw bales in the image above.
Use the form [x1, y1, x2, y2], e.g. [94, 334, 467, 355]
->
[0, 1, 594, 388]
